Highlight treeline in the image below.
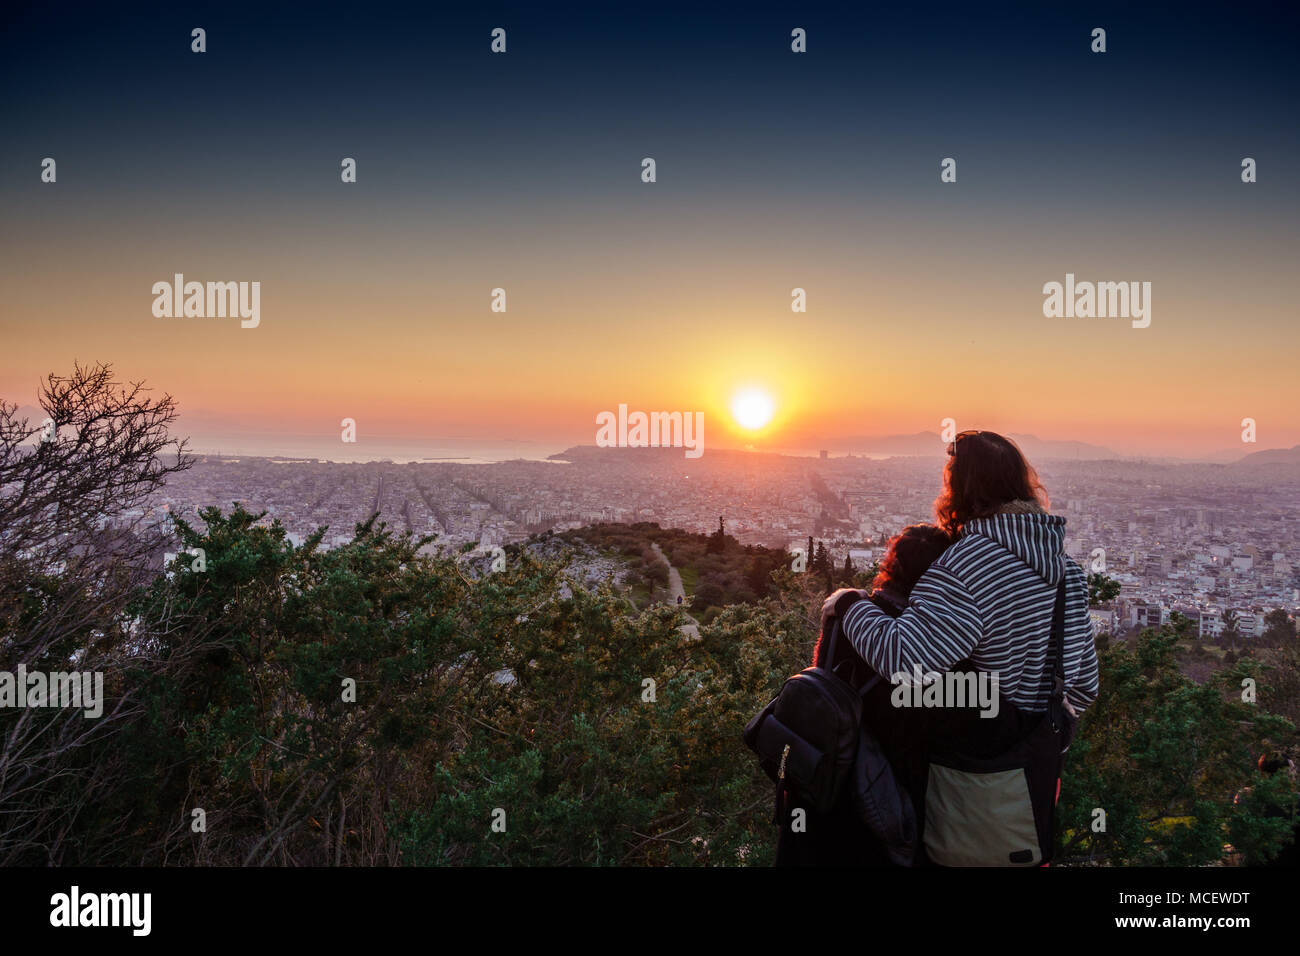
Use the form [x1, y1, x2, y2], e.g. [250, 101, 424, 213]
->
[1217, 609, 1297, 649]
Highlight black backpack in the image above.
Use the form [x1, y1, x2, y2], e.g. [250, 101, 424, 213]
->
[743, 592, 918, 864]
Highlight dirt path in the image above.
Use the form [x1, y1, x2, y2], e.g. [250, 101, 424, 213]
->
[650, 542, 700, 640]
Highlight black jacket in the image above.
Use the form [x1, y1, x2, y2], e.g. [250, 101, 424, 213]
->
[775, 590, 919, 866]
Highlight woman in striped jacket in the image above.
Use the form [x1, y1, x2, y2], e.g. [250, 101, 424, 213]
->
[820, 430, 1099, 865]
[821, 430, 1099, 718]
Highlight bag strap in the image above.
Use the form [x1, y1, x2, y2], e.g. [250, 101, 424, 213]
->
[1047, 577, 1068, 733]
[823, 616, 841, 672]
[823, 590, 867, 673]
[824, 605, 883, 697]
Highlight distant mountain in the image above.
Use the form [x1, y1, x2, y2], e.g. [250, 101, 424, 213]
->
[1008, 434, 1120, 461]
[554, 432, 1121, 463]
[808, 431, 1118, 460]
[550, 444, 786, 464]
[1231, 444, 1300, 467]
[8, 404, 47, 424]
[816, 431, 945, 457]
[5, 404, 51, 443]
[1199, 447, 1254, 464]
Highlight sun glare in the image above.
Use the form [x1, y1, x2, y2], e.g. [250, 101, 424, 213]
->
[731, 387, 775, 431]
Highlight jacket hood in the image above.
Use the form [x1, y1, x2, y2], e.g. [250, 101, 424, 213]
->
[962, 501, 1067, 584]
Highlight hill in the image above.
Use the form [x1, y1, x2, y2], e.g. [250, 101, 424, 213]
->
[1232, 444, 1300, 467]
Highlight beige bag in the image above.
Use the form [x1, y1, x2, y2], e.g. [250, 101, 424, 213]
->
[924, 764, 1042, 866]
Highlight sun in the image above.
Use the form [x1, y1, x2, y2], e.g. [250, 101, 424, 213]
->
[730, 387, 776, 431]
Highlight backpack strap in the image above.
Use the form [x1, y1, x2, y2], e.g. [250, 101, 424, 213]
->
[823, 589, 868, 674]
[1047, 577, 1068, 733]
[825, 604, 885, 698]
[823, 616, 841, 672]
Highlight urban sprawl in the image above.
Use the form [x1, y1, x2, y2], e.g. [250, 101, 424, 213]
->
[143, 447, 1300, 641]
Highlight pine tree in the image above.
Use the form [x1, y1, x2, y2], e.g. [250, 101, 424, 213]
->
[1221, 608, 1242, 647]
[1261, 609, 1296, 645]
[746, 556, 770, 597]
[707, 515, 726, 554]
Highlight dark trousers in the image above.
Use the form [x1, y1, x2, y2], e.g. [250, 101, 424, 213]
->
[774, 787, 894, 866]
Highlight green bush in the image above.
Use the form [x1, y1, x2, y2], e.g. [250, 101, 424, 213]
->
[4, 510, 1295, 867]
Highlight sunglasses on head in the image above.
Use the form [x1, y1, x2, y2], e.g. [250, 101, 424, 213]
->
[946, 429, 983, 456]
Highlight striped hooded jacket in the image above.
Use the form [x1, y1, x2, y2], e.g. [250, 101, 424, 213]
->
[841, 502, 1100, 714]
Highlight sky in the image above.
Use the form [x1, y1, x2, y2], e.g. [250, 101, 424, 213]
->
[2, 0, 1297, 459]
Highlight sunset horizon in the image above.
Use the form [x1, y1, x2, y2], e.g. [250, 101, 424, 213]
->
[4, 4, 1297, 463]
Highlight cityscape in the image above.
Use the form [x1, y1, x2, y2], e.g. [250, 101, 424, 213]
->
[146, 443, 1300, 641]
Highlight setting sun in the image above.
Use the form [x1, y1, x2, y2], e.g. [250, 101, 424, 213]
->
[730, 387, 776, 431]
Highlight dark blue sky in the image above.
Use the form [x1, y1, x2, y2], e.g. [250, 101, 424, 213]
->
[4, 0, 1297, 205]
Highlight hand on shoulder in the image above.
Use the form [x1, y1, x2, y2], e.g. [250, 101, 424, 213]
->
[820, 588, 870, 631]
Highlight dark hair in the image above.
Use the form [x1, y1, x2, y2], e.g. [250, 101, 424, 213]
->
[872, 524, 952, 599]
[812, 524, 951, 671]
[934, 431, 1048, 537]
